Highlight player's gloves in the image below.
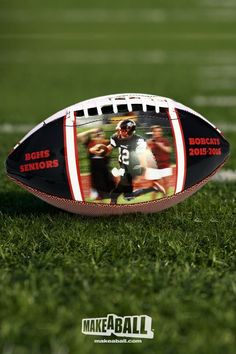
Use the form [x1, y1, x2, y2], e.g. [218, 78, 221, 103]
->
[111, 168, 125, 177]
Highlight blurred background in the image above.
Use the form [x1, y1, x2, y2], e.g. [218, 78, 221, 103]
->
[1, 0, 236, 136]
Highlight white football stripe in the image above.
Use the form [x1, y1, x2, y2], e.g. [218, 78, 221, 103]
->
[168, 105, 186, 194]
[172, 119, 186, 194]
[64, 111, 83, 201]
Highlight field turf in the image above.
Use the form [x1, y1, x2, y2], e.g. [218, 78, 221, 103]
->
[0, 0, 236, 353]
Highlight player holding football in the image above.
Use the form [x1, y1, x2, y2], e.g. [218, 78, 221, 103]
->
[90, 119, 147, 203]
[107, 119, 147, 204]
[77, 128, 115, 200]
[92, 119, 165, 204]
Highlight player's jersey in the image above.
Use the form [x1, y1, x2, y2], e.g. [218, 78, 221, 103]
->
[110, 134, 146, 176]
[147, 137, 171, 168]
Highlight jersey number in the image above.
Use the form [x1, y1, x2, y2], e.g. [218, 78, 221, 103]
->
[118, 147, 129, 165]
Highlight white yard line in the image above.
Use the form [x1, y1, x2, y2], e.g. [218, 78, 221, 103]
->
[217, 123, 236, 133]
[0, 123, 34, 133]
[202, 0, 236, 7]
[198, 66, 236, 90]
[1, 50, 236, 65]
[0, 9, 166, 23]
[201, 81, 236, 90]
[193, 96, 236, 107]
[0, 9, 236, 23]
[200, 66, 236, 77]
[0, 50, 166, 64]
[212, 169, 236, 182]
[1, 33, 236, 40]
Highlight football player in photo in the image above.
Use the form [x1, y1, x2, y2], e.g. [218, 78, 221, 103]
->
[77, 128, 115, 200]
[92, 118, 148, 204]
[146, 125, 172, 197]
[107, 119, 147, 204]
[92, 118, 166, 204]
[91, 119, 169, 204]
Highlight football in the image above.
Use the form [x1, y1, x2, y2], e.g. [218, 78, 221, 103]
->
[6, 93, 230, 216]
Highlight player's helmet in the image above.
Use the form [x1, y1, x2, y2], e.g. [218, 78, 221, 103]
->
[116, 119, 136, 138]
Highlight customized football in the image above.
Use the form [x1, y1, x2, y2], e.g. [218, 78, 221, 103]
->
[6, 93, 230, 215]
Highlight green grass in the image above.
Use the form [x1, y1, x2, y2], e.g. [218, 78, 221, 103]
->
[0, 0, 236, 353]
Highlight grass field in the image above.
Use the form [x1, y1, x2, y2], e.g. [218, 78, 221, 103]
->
[0, 0, 236, 353]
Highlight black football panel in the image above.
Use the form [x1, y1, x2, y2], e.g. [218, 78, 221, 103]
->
[6, 118, 72, 199]
[178, 109, 230, 189]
